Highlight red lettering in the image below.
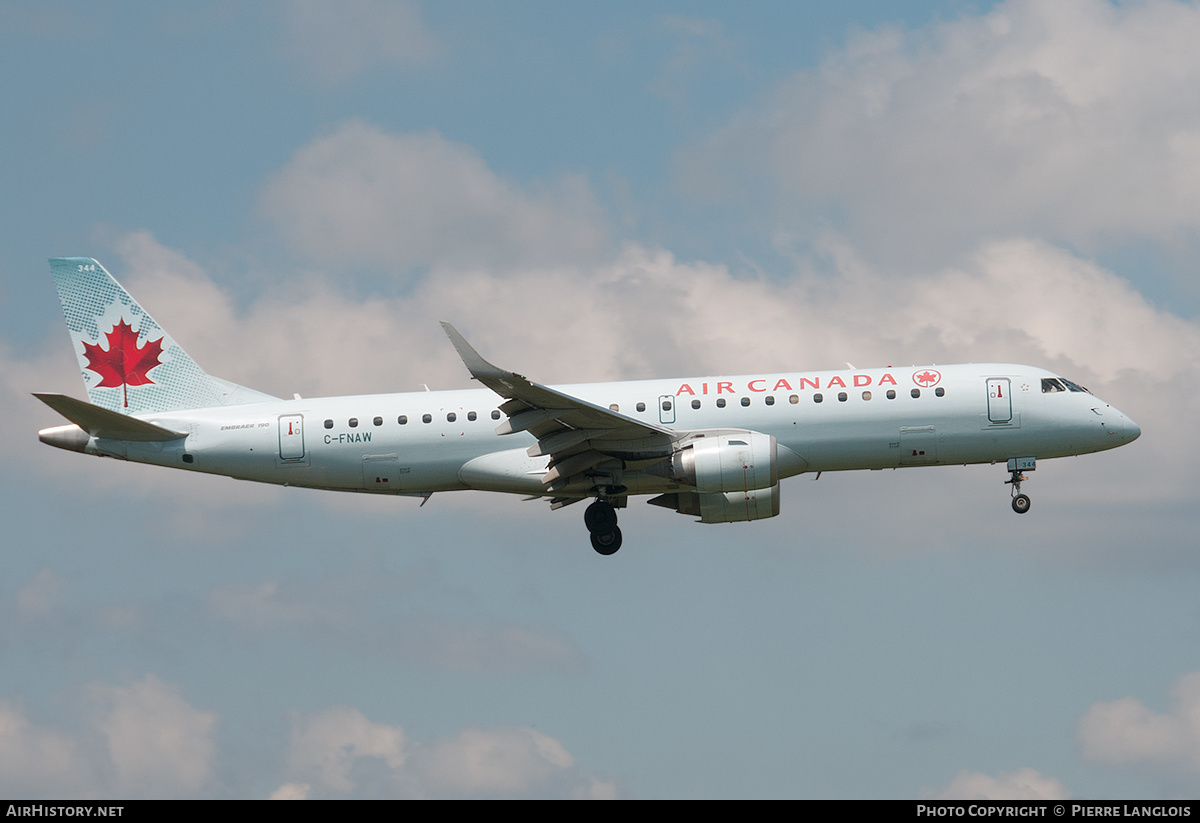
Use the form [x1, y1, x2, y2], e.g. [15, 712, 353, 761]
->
[702, 382, 708, 395]
[774, 379, 793, 391]
[854, 374, 871, 387]
[799, 377, 819, 390]
[748, 379, 766, 392]
[717, 382, 733, 394]
[827, 376, 846, 388]
[677, 384, 695, 396]
[879, 373, 897, 386]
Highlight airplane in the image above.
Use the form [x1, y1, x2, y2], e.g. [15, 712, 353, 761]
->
[35, 258, 1141, 555]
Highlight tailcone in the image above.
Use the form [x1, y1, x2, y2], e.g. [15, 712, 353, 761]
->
[39, 424, 90, 453]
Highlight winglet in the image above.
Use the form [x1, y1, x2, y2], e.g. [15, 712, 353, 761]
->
[440, 322, 514, 382]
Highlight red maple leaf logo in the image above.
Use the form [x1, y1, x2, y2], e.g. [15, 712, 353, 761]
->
[82, 318, 164, 407]
[914, 369, 941, 387]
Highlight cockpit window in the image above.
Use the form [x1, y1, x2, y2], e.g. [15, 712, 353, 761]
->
[1044, 377, 1090, 393]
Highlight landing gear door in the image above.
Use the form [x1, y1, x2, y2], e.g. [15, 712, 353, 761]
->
[987, 378, 1012, 423]
[279, 414, 305, 461]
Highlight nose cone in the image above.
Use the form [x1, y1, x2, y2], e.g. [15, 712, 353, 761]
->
[1102, 405, 1140, 446]
[1123, 413, 1141, 444]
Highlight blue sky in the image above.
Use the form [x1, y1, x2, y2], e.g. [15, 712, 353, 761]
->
[3, 0, 1200, 799]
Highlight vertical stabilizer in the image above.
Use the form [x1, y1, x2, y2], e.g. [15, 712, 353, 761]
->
[49, 258, 275, 414]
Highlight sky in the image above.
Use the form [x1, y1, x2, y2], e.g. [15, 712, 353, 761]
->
[2, 0, 1200, 799]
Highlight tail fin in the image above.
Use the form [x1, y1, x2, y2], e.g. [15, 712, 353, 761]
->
[49, 258, 277, 414]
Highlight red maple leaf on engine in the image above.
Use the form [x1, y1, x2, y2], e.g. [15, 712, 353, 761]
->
[82, 318, 164, 407]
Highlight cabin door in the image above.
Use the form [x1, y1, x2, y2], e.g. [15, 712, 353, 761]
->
[986, 378, 1012, 423]
[278, 414, 305, 461]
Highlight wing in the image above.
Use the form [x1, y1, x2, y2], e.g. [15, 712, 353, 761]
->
[441, 323, 680, 506]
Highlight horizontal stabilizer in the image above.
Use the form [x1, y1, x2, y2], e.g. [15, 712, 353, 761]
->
[33, 392, 187, 442]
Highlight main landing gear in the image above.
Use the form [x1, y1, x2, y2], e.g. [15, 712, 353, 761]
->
[585, 498, 622, 555]
[1005, 457, 1035, 514]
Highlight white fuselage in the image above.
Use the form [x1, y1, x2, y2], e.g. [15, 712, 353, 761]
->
[74, 363, 1139, 501]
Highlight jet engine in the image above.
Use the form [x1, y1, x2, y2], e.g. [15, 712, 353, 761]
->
[647, 431, 782, 523]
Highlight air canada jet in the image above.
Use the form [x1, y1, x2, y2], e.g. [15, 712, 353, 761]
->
[36, 258, 1140, 555]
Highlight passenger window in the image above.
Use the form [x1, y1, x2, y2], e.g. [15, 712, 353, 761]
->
[373, 416, 383, 426]
[691, 399, 701, 410]
[716, 398, 726, 408]
[491, 410, 501, 420]
[887, 390, 896, 400]
[935, 387, 945, 397]
[813, 393, 823, 404]
[609, 404, 619, 412]
[636, 402, 646, 412]
[447, 412, 456, 422]
[741, 397, 750, 407]
[422, 414, 432, 424]
[837, 392, 847, 402]
[789, 395, 799, 404]
[468, 411, 477, 421]
[765, 395, 775, 406]
[911, 389, 921, 398]
[862, 391, 871, 401]
[324, 419, 333, 429]
[398, 415, 407, 425]
[349, 418, 358, 428]
[662, 400, 672, 411]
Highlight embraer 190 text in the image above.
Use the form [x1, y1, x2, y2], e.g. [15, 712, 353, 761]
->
[36, 258, 1141, 555]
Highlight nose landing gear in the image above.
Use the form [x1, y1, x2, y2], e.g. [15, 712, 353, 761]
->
[1005, 457, 1035, 514]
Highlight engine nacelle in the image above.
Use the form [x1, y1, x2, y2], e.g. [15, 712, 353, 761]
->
[650, 484, 781, 523]
[646, 431, 782, 522]
[668, 431, 778, 492]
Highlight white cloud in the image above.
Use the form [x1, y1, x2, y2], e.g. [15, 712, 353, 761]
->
[929, 767, 1071, 800]
[88, 674, 218, 797]
[269, 782, 312, 800]
[0, 675, 217, 798]
[0, 680, 611, 799]
[0, 700, 93, 796]
[285, 705, 406, 793]
[278, 0, 438, 84]
[678, 0, 1200, 266]
[417, 726, 575, 796]
[1079, 670, 1200, 781]
[279, 705, 615, 798]
[260, 122, 607, 271]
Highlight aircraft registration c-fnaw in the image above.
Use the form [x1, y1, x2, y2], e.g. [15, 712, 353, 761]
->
[36, 258, 1141, 555]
